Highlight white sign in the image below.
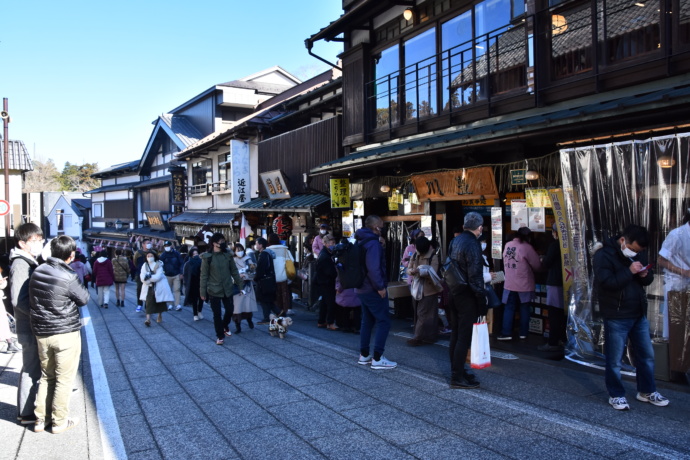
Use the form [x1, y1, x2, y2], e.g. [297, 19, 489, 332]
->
[491, 207, 503, 260]
[420, 215, 432, 238]
[511, 199, 528, 230]
[353, 200, 364, 216]
[528, 207, 546, 232]
[230, 140, 250, 206]
[342, 211, 354, 237]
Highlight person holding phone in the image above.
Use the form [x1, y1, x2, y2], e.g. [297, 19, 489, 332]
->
[402, 229, 424, 284]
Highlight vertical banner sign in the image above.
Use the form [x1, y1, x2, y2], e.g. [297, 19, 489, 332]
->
[230, 140, 250, 206]
[170, 167, 186, 216]
[330, 178, 351, 209]
[420, 215, 432, 238]
[549, 188, 574, 307]
[342, 210, 354, 237]
[491, 207, 503, 260]
[353, 200, 364, 216]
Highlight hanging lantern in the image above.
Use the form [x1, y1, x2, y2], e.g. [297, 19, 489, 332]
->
[272, 214, 293, 240]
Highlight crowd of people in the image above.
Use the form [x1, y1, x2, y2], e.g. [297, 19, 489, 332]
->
[0, 211, 674, 438]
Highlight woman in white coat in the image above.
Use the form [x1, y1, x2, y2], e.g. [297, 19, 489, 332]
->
[139, 251, 174, 327]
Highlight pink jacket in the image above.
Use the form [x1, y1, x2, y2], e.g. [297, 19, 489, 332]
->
[503, 238, 542, 293]
[312, 234, 325, 256]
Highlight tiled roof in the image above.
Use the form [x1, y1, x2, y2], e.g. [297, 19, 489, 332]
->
[217, 80, 293, 95]
[84, 183, 134, 194]
[0, 136, 33, 171]
[129, 175, 170, 189]
[93, 160, 139, 177]
[239, 193, 330, 212]
[159, 115, 203, 147]
[169, 212, 240, 225]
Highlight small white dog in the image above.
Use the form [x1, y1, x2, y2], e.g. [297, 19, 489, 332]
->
[268, 314, 293, 339]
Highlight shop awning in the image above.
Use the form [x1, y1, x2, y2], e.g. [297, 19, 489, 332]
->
[169, 212, 240, 225]
[239, 193, 330, 213]
[128, 227, 176, 240]
[129, 175, 171, 189]
[82, 228, 132, 249]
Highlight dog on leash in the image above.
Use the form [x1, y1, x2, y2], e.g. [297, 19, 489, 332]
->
[268, 314, 293, 339]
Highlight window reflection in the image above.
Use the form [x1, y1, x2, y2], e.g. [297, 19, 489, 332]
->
[374, 45, 400, 129]
[404, 28, 437, 120]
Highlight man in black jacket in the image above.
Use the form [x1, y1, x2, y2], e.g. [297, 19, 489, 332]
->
[593, 225, 669, 410]
[315, 234, 338, 330]
[29, 236, 90, 433]
[447, 212, 487, 389]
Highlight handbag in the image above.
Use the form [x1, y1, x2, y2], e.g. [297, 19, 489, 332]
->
[442, 256, 468, 292]
[470, 317, 492, 369]
[485, 283, 502, 308]
[285, 259, 296, 281]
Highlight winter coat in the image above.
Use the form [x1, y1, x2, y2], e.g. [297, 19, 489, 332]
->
[408, 247, 443, 297]
[183, 256, 202, 303]
[255, 250, 277, 303]
[159, 249, 184, 276]
[503, 238, 542, 293]
[112, 255, 131, 283]
[29, 257, 90, 336]
[200, 250, 242, 299]
[312, 234, 326, 256]
[593, 236, 653, 319]
[69, 260, 88, 284]
[336, 277, 361, 307]
[315, 247, 337, 299]
[139, 260, 174, 303]
[93, 257, 115, 286]
[267, 244, 294, 283]
[448, 230, 486, 301]
[354, 227, 387, 295]
[542, 240, 563, 287]
[9, 248, 39, 316]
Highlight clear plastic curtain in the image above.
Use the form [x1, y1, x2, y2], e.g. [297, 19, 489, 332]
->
[560, 133, 690, 369]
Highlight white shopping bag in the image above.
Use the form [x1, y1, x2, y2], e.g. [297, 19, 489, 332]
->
[470, 317, 492, 369]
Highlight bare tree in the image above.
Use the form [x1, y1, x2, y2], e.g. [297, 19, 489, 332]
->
[24, 157, 61, 192]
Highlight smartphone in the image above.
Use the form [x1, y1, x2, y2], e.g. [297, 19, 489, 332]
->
[639, 263, 653, 272]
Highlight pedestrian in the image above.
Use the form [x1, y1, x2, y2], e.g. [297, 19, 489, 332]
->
[266, 233, 295, 316]
[538, 224, 566, 351]
[69, 253, 88, 286]
[657, 209, 690, 341]
[28, 236, 90, 433]
[183, 247, 204, 321]
[0, 270, 20, 353]
[133, 239, 155, 312]
[498, 227, 542, 341]
[312, 223, 330, 256]
[356, 215, 397, 370]
[407, 236, 442, 345]
[402, 228, 423, 283]
[200, 233, 243, 345]
[232, 243, 258, 332]
[112, 249, 130, 307]
[447, 212, 487, 389]
[140, 251, 173, 327]
[336, 274, 361, 333]
[92, 250, 114, 309]
[88, 251, 98, 289]
[315, 234, 339, 330]
[160, 241, 184, 312]
[82, 254, 93, 286]
[254, 237, 280, 325]
[10, 222, 44, 426]
[593, 224, 669, 410]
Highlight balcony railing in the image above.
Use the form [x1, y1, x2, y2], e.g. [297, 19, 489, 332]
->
[210, 180, 232, 194]
[188, 183, 209, 196]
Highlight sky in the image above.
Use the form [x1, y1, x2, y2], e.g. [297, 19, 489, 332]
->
[1, 0, 344, 170]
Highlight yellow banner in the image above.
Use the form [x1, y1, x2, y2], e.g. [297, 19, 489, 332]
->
[549, 188, 573, 306]
[330, 178, 350, 209]
[526, 189, 552, 208]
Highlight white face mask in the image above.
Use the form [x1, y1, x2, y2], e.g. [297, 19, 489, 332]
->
[481, 242, 487, 251]
[147, 257, 155, 264]
[621, 243, 637, 258]
[320, 229, 327, 235]
[145, 243, 152, 250]
[236, 251, 245, 257]
[164, 246, 171, 252]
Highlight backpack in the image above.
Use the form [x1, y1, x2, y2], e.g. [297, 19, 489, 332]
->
[333, 237, 378, 289]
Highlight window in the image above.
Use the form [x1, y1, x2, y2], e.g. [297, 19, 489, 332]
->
[680, 0, 690, 45]
[104, 200, 134, 219]
[599, 0, 660, 64]
[218, 153, 231, 192]
[403, 28, 437, 120]
[441, 11, 474, 109]
[192, 159, 212, 186]
[550, 2, 593, 79]
[141, 187, 170, 212]
[93, 203, 103, 218]
[373, 45, 400, 129]
[56, 209, 64, 232]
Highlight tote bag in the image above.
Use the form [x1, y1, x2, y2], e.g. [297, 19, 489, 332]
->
[470, 317, 492, 369]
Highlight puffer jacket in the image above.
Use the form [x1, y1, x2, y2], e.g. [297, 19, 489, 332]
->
[29, 257, 90, 336]
[10, 248, 39, 316]
[447, 230, 486, 303]
[593, 236, 653, 319]
[112, 255, 130, 283]
[354, 227, 387, 295]
[93, 257, 114, 286]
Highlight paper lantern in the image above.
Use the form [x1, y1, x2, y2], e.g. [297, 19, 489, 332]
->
[272, 214, 293, 240]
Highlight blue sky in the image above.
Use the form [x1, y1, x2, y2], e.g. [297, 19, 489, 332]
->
[1, 0, 343, 170]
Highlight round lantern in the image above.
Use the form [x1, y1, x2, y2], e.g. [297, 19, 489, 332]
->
[272, 214, 293, 240]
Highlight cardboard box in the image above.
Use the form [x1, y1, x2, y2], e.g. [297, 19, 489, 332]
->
[387, 281, 411, 299]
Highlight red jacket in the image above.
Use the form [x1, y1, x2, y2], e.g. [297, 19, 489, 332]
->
[93, 257, 115, 286]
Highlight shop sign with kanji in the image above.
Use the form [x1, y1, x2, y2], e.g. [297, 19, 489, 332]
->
[330, 178, 351, 209]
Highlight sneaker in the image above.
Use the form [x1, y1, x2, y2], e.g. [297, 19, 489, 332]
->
[224, 327, 232, 337]
[496, 335, 513, 341]
[439, 327, 452, 334]
[216, 338, 224, 345]
[6, 341, 20, 353]
[636, 391, 669, 407]
[175, 305, 182, 311]
[193, 316, 199, 321]
[609, 396, 630, 410]
[104, 304, 108, 309]
[371, 356, 397, 370]
[167, 305, 173, 311]
[34, 419, 45, 433]
[519, 335, 527, 340]
[136, 305, 142, 313]
[197, 312, 204, 320]
[358, 354, 372, 365]
[52, 417, 79, 434]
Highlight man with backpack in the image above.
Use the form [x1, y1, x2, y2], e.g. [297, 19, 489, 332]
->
[355, 215, 397, 370]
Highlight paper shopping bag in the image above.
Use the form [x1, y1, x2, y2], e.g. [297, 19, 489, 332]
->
[470, 317, 492, 369]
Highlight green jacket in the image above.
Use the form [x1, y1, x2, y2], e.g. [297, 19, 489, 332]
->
[200, 250, 242, 298]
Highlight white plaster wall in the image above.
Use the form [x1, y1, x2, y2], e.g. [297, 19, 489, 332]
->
[118, 174, 140, 184]
[102, 178, 116, 186]
[0, 173, 27, 236]
[105, 190, 131, 200]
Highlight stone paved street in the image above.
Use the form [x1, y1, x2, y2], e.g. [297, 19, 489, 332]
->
[2, 280, 690, 460]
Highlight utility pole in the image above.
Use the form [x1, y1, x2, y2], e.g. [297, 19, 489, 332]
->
[2, 98, 10, 253]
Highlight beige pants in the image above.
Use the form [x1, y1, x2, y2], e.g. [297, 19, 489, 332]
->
[34, 330, 81, 426]
[166, 275, 182, 307]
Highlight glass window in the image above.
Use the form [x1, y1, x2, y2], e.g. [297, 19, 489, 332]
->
[441, 11, 474, 109]
[599, 0, 660, 64]
[681, 0, 690, 46]
[403, 28, 437, 120]
[192, 159, 212, 186]
[550, 2, 593, 79]
[218, 153, 231, 191]
[373, 44, 400, 129]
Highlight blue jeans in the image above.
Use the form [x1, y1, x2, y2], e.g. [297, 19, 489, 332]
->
[501, 291, 531, 337]
[604, 317, 656, 397]
[357, 291, 391, 357]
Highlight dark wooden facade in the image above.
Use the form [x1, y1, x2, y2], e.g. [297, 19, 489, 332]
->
[258, 115, 342, 194]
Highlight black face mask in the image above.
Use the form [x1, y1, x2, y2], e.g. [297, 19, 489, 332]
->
[219, 242, 228, 251]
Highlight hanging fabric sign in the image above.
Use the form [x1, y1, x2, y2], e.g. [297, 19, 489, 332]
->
[549, 188, 574, 307]
[330, 178, 350, 209]
[230, 140, 251, 206]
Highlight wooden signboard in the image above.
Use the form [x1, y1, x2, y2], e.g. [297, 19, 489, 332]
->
[410, 167, 499, 202]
